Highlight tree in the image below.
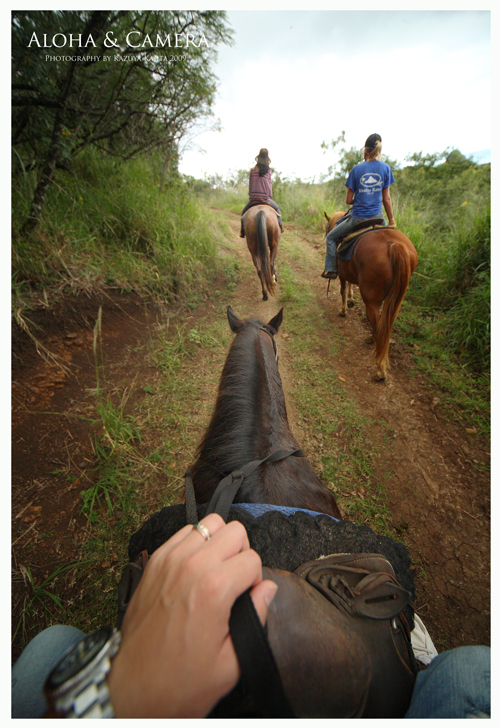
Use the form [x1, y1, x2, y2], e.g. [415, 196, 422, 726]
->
[12, 10, 233, 232]
[321, 131, 400, 180]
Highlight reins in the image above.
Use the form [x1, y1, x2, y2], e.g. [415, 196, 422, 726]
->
[259, 324, 279, 361]
[184, 447, 304, 524]
[184, 446, 302, 718]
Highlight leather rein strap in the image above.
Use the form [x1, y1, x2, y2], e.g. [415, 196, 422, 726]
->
[184, 447, 304, 524]
[184, 449, 302, 718]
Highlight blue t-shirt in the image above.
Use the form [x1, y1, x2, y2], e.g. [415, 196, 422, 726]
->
[345, 160, 394, 219]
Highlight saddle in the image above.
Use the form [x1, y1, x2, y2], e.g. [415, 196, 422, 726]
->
[336, 217, 388, 262]
[118, 522, 418, 718]
[209, 552, 417, 718]
[243, 200, 281, 219]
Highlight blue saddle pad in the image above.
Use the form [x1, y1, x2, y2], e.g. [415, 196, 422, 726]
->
[337, 236, 358, 262]
[337, 219, 386, 262]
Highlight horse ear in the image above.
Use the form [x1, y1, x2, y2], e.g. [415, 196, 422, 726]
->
[324, 211, 330, 222]
[227, 306, 244, 333]
[267, 308, 283, 334]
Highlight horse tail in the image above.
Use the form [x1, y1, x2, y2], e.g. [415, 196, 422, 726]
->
[256, 210, 276, 296]
[375, 242, 412, 373]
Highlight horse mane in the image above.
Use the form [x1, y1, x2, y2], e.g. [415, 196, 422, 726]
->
[190, 311, 342, 518]
[191, 319, 265, 500]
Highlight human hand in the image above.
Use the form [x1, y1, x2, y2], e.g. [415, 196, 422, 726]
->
[107, 515, 278, 718]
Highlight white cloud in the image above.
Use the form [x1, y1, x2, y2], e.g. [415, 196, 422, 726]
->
[179, 9, 491, 181]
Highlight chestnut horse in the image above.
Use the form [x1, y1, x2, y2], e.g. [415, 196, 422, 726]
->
[242, 204, 280, 300]
[325, 211, 418, 380]
[190, 306, 341, 518]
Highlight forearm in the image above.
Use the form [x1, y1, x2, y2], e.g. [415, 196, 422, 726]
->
[383, 195, 395, 224]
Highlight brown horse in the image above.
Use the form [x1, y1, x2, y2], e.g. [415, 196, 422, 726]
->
[325, 211, 418, 380]
[242, 204, 280, 300]
[191, 306, 341, 518]
[128, 307, 417, 717]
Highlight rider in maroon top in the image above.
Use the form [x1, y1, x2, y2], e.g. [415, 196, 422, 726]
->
[240, 148, 283, 237]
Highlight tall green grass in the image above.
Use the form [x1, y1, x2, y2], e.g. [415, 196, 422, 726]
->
[12, 150, 225, 304]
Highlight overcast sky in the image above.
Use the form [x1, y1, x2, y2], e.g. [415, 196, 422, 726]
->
[179, 8, 491, 182]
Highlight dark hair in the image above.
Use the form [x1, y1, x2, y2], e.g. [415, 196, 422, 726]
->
[365, 133, 382, 149]
[256, 148, 271, 176]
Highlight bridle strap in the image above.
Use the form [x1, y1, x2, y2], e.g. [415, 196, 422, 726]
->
[184, 448, 304, 524]
[184, 468, 199, 526]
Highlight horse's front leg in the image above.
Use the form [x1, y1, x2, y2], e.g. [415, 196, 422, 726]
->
[347, 283, 355, 308]
[339, 277, 348, 317]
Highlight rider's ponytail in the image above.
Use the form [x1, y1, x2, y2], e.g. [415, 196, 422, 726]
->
[365, 139, 382, 161]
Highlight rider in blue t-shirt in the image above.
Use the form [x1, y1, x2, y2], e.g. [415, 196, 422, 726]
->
[322, 133, 396, 279]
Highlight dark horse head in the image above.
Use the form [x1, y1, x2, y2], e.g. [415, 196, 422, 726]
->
[191, 306, 341, 519]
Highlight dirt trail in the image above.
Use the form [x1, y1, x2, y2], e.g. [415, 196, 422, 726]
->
[11, 209, 490, 661]
[218, 209, 490, 652]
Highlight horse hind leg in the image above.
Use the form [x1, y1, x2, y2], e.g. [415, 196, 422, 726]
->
[364, 300, 389, 379]
[256, 266, 268, 300]
[366, 305, 389, 382]
[270, 234, 278, 284]
[375, 353, 389, 381]
[260, 273, 268, 300]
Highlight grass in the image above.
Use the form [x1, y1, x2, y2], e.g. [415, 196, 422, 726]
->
[392, 303, 490, 437]
[275, 238, 396, 537]
[54, 285, 238, 636]
[11, 151, 229, 344]
[13, 562, 80, 646]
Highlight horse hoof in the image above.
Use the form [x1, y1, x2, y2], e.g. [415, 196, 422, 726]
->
[375, 371, 386, 381]
[262, 293, 268, 301]
[339, 311, 346, 318]
[347, 300, 355, 308]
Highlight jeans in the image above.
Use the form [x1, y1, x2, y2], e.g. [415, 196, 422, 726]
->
[405, 646, 490, 718]
[11, 624, 84, 718]
[12, 625, 490, 718]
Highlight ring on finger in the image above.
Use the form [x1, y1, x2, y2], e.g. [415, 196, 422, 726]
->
[193, 522, 211, 541]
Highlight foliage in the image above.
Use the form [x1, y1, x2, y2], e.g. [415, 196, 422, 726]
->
[12, 10, 233, 230]
[12, 149, 225, 306]
[13, 562, 78, 644]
